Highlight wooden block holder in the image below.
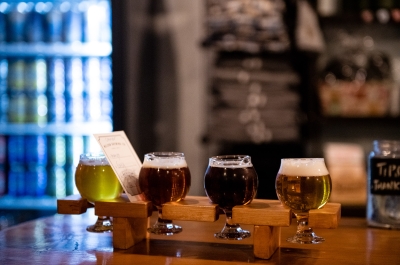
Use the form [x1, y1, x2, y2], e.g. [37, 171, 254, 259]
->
[57, 195, 341, 260]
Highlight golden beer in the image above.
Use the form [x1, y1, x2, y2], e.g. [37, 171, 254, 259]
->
[75, 154, 122, 203]
[276, 174, 331, 213]
[275, 158, 332, 213]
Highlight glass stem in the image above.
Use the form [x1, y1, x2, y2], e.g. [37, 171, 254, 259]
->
[224, 210, 238, 228]
[295, 213, 311, 234]
[157, 208, 172, 224]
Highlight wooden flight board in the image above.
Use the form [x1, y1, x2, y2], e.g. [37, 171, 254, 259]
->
[57, 195, 341, 260]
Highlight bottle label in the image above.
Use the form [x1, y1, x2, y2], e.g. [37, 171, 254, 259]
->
[370, 157, 400, 195]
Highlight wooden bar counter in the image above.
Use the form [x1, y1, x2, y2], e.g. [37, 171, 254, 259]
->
[1, 208, 400, 264]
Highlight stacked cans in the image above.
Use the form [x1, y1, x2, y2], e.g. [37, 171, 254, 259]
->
[7, 134, 47, 196]
[6, 57, 48, 124]
[0, 1, 111, 44]
[0, 0, 112, 198]
[0, 135, 6, 196]
[6, 134, 89, 198]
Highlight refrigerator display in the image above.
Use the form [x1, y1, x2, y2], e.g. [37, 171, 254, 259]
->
[0, 0, 113, 228]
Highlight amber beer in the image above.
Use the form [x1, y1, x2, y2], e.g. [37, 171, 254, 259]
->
[204, 156, 258, 210]
[75, 153, 122, 203]
[275, 158, 332, 213]
[139, 153, 191, 207]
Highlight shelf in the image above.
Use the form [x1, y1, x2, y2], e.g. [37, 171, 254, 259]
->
[0, 42, 112, 57]
[0, 195, 57, 211]
[0, 121, 113, 135]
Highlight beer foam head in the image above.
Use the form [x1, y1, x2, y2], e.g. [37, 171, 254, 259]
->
[278, 158, 328, 176]
[143, 153, 187, 168]
[209, 155, 253, 168]
[79, 153, 110, 166]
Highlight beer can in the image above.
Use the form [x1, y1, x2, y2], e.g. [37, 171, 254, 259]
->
[83, 58, 101, 100]
[0, 135, 6, 165]
[7, 59, 25, 93]
[100, 95, 112, 121]
[25, 135, 47, 166]
[47, 95, 65, 123]
[65, 135, 83, 166]
[6, 2, 28, 42]
[85, 96, 101, 121]
[0, 58, 8, 94]
[65, 163, 76, 195]
[61, 1, 82, 43]
[8, 93, 26, 123]
[65, 95, 84, 122]
[45, 2, 62, 43]
[47, 135, 66, 166]
[0, 93, 9, 122]
[24, 2, 46, 43]
[0, 164, 6, 196]
[46, 164, 66, 198]
[24, 58, 47, 95]
[64, 57, 84, 97]
[25, 164, 47, 197]
[0, 3, 9, 43]
[100, 57, 112, 82]
[7, 135, 25, 164]
[98, 1, 111, 43]
[25, 94, 47, 124]
[47, 58, 65, 96]
[8, 164, 25, 196]
[81, 1, 100, 43]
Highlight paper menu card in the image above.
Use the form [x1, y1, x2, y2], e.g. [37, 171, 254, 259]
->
[94, 131, 143, 202]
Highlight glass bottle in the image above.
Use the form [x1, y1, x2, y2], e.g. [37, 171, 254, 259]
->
[367, 140, 400, 229]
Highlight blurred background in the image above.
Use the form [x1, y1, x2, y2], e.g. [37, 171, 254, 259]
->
[0, 0, 399, 229]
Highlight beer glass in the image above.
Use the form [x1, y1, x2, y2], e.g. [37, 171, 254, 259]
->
[275, 158, 332, 244]
[75, 153, 123, 233]
[138, 152, 191, 235]
[204, 155, 258, 240]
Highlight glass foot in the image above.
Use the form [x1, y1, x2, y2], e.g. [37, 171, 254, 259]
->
[215, 224, 251, 240]
[147, 218, 182, 235]
[286, 229, 325, 244]
[86, 216, 113, 233]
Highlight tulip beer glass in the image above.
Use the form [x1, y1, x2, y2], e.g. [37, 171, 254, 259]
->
[275, 158, 332, 244]
[204, 155, 258, 240]
[75, 153, 123, 233]
[139, 152, 191, 235]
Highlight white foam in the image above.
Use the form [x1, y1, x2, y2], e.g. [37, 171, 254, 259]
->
[79, 154, 110, 166]
[143, 157, 187, 168]
[209, 155, 253, 168]
[211, 164, 253, 168]
[278, 158, 329, 176]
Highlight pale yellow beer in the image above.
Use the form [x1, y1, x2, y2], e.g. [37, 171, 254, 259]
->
[75, 153, 122, 203]
[275, 158, 331, 213]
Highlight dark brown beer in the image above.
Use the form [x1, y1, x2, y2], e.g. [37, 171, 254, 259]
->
[138, 157, 191, 207]
[204, 164, 258, 210]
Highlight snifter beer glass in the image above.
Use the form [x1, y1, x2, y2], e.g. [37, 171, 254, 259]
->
[275, 158, 332, 244]
[138, 152, 191, 235]
[75, 153, 123, 233]
[204, 155, 258, 240]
